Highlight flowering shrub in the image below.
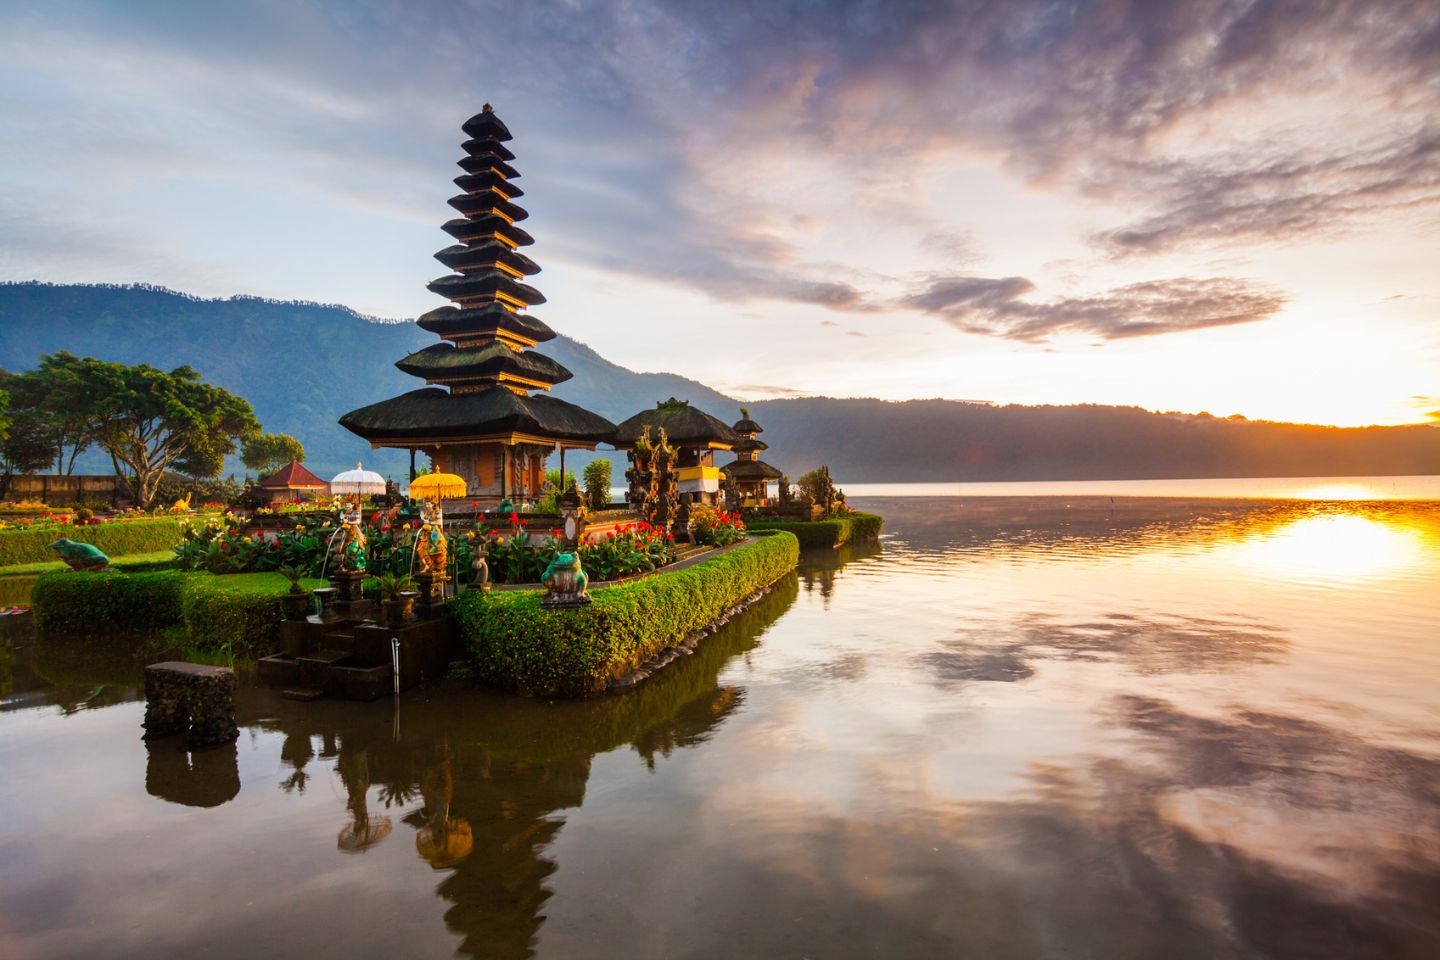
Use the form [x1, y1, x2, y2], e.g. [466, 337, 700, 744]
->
[577, 520, 673, 580]
[0, 512, 74, 531]
[175, 514, 325, 575]
[172, 510, 680, 584]
[451, 516, 674, 585]
[688, 506, 746, 546]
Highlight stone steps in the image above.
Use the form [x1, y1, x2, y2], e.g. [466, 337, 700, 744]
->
[258, 605, 460, 702]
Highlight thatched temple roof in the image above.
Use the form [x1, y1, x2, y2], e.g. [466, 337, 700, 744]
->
[611, 398, 741, 448]
[340, 387, 615, 445]
[396, 341, 572, 386]
[722, 459, 784, 481]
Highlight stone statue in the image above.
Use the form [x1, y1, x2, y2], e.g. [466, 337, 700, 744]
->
[50, 538, 110, 572]
[468, 541, 490, 592]
[336, 502, 368, 572]
[540, 552, 591, 608]
[414, 500, 448, 576]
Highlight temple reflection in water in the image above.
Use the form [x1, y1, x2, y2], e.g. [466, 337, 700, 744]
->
[5, 498, 1438, 958]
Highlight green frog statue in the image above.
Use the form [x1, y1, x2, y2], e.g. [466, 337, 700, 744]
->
[540, 552, 591, 608]
[50, 538, 111, 572]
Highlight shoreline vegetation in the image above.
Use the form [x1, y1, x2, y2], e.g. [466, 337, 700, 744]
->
[452, 531, 799, 697]
[746, 512, 883, 549]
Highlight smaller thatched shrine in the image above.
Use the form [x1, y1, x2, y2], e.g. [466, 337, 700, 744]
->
[722, 410, 783, 505]
[257, 460, 329, 503]
[611, 398, 739, 509]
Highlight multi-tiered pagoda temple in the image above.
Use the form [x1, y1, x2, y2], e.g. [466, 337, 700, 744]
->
[341, 106, 614, 502]
[722, 409, 783, 505]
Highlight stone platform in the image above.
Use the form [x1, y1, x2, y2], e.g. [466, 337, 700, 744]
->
[257, 607, 460, 702]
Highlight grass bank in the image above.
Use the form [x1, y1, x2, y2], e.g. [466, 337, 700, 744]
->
[0, 518, 189, 568]
[744, 512, 883, 549]
[451, 530, 800, 698]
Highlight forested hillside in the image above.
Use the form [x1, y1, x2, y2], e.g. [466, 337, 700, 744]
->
[2, 282, 1436, 482]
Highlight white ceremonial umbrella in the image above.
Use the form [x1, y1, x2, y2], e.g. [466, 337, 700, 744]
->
[330, 463, 387, 496]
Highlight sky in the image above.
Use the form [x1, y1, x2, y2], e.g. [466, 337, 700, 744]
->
[0, 0, 1436, 427]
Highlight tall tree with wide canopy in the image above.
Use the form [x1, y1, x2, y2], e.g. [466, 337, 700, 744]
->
[241, 432, 306, 475]
[0, 354, 100, 474]
[58, 356, 260, 508]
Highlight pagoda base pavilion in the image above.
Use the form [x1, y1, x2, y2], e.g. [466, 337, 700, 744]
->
[340, 385, 613, 502]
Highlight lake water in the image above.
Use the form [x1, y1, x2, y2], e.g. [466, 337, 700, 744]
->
[2, 494, 1438, 958]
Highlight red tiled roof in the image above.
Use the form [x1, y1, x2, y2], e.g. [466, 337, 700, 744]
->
[258, 459, 329, 489]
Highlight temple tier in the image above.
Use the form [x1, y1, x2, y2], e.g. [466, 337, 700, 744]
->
[339, 104, 614, 502]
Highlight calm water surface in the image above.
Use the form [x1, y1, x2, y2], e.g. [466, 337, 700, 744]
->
[2, 496, 1438, 959]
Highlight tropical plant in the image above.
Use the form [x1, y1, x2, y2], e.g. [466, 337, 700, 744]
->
[583, 458, 612, 509]
[375, 572, 417, 601]
[276, 564, 308, 594]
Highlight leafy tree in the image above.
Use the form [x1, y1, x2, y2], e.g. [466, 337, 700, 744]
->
[582, 458, 612, 509]
[0, 409, 55, 478]
[797, 465, 838, 516]
[0, 374, 53, 492]
[58, 355, 260, 508]
[23, 352, 98, 473]
[241, 432, 305, 474]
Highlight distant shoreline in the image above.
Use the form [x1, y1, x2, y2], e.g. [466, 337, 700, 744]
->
[840, 475, 1440, 501]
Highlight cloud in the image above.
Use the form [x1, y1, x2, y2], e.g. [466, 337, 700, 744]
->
[2, 0, 1437, 308]
[903, 274, 1285, 343]
[1092, 130, 1440, 255]
[723, 383, 812, 398]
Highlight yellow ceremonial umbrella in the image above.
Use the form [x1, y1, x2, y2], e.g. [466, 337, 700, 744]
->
[407, 472, 467, 500]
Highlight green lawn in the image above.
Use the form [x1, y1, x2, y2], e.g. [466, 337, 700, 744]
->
[197, 572, 329, 594]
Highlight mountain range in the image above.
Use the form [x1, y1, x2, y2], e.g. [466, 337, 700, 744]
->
[1, 282, 1436, 483]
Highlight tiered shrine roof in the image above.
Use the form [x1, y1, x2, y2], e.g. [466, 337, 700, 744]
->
[339, 104, 613, 449]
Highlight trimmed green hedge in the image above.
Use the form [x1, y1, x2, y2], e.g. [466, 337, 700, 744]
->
[452, 531, 800, 697]
[0, 518, 189, 568]
[32, 570, 189, 633]
[31, 570, 322, 657]
[744, 512, 883, 549]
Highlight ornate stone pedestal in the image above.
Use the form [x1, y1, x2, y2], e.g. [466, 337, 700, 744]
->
[312, 587, 340, 623]
[142, 661, 239, 750]
[329, 570, 372, 620]
[413, 572, 447, 618]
